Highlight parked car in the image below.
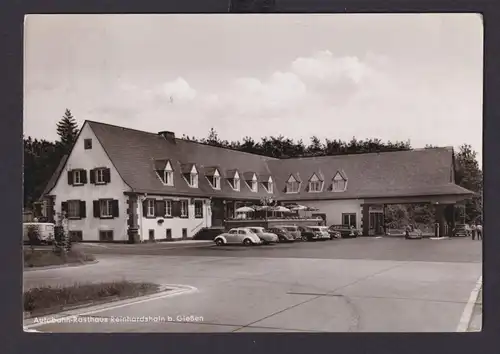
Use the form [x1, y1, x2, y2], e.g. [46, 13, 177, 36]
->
[267, 227, 295, 243]
[299, 226, 330, 241]
[453, 224, 471, 237]
[326, 228, 342, 239]
[275, 225, 302, 241]
[23, 222, 55, 245]
[247, 227, 279, 244]
[328, 224, 360, 238]
[214, 228, 262, 246]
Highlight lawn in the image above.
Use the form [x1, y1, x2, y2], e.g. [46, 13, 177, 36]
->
[24, 249, 96, 268]
[24, 281, 161, 316]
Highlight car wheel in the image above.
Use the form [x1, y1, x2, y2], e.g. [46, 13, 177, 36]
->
[243, 238, 253, 246]
[301, 235, 308, 242]
[215, 238, 224, 246]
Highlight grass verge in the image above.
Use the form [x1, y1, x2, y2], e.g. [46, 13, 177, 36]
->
[24, 249, 96, 268]
[24, 281, 161, 316]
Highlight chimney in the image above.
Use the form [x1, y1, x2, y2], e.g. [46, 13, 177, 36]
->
[158, 131, 176, 143]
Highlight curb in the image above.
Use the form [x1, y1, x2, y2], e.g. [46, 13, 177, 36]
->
[24, 259, 99, 272]
[456, 275, 483, 332]
[23, 283, 198, 330]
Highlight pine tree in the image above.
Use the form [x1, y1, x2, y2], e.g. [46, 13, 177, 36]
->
[56, 109, 79, 153]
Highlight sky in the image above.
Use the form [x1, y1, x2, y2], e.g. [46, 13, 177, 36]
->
[24, 14, 483, 164]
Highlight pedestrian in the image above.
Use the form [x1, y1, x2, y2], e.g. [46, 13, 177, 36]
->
[476, 223, 483, 240]
[470, 224, 476, 240]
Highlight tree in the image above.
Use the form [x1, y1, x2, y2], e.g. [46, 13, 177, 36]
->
[56, 109, 79, 154]
[454, 144, 483, 223]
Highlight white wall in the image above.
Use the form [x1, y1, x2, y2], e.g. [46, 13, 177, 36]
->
[288, 199, 364, 228]
[50, 122, 132, 242]
[138, 195, 212, 241]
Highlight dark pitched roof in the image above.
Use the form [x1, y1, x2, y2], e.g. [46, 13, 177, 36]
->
[42, 120, 475, 202]
[87, 121, 276, 200]
[242, 171, 257, 181]
[39, 154, 68, 199]
[268, 148, 474, 200]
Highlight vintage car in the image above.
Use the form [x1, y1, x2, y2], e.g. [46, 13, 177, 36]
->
[267, 227, 296, 242]
[299, 226, 331, 241]
[214, 228, 262, 246]
[453, 224, 471, 237]
[247, 227, 279, 244]
[275, 225, 302, 240]
[328, 224, 360, 238]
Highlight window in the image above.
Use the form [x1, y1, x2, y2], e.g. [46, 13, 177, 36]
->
[251, 180, 258, 192]
[96, 169, 105, 184]
[309, 181, 322, 192]
[189, 173, 198, 187]
[194, 200, 203, 218]
[180, 200, 188, 217]
[286, 181, 300, 193]
[68, 200, 80, 219]
[99, 230, 114, 242]
[73, 170, 82, 185]
[165, 200, 172, 217]
[208, 175, 221, 190]
[228, 229, 238, 234]
[229, 178, 240, 191]
[263, 180, 273, 193]
[164, 171, 174, 186]
[84, 139, 92, 149]
[100, 199, 113, 218]
[333, 173, 347, 192]
[146, 199, 155, 217]
[342, 213, 357, 228]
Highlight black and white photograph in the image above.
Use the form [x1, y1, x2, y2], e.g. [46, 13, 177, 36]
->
[22, 14, 483, 333]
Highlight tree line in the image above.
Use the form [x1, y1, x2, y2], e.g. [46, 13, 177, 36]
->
[24, 111, 483, 226]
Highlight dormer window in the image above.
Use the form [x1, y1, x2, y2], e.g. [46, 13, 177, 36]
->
[182, 164, 198, 188]
[332, 172, 347, 192]
[228, 171, 240, 191]
[262, 177, 273, 193]
[308, 173, 323, 192]
[156, 160, 174, 186]
[207, 169, 221, 190]
[285, 175, 300, 193]
[188, 172, 198, 188]
[245, 173, 258, 192]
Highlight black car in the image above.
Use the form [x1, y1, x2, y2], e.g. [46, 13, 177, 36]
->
[267, 227, 295, 242]
[297, 226, 330, 241]
[328, 224, 359, 238]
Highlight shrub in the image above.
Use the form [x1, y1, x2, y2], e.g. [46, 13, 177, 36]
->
[24, 249, 95, 268]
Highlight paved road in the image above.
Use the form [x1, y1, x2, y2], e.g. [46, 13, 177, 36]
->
[24, 237, 482, 333]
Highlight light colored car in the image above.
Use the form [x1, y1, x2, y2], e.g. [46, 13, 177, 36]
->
[214, 228, 262, 246]
[247, 227, 279, 244]
[23, 222, 55, 244]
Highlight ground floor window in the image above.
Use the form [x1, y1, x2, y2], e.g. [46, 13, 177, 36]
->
[99, 230, 114, 242]
[342, 213, 357, 228]
[68, 200, 80, 219]
[100, 199, 113, 218]
[194, 200, 203, 218]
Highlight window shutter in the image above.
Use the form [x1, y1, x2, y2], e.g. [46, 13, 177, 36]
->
[93, 200, 100, 218]
[80, 201, 86, 218]
[104, 168, 111, 183]
[61, 201, 68, 214]
[143, 200, 148, 217]
[89, 169, 96, 184]
[112, 200, 119, 218]
[155, 200, 166, 217]
[67, 170, 73, 185]
[81, 169, 88, 184]
[172, 201, 180, 217]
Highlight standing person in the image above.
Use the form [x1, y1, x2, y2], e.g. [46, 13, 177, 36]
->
[470, 224, 477, 240]
[476, 223, 483, 240]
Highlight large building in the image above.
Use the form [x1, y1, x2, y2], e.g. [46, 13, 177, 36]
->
[39, 120, 475, 242]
